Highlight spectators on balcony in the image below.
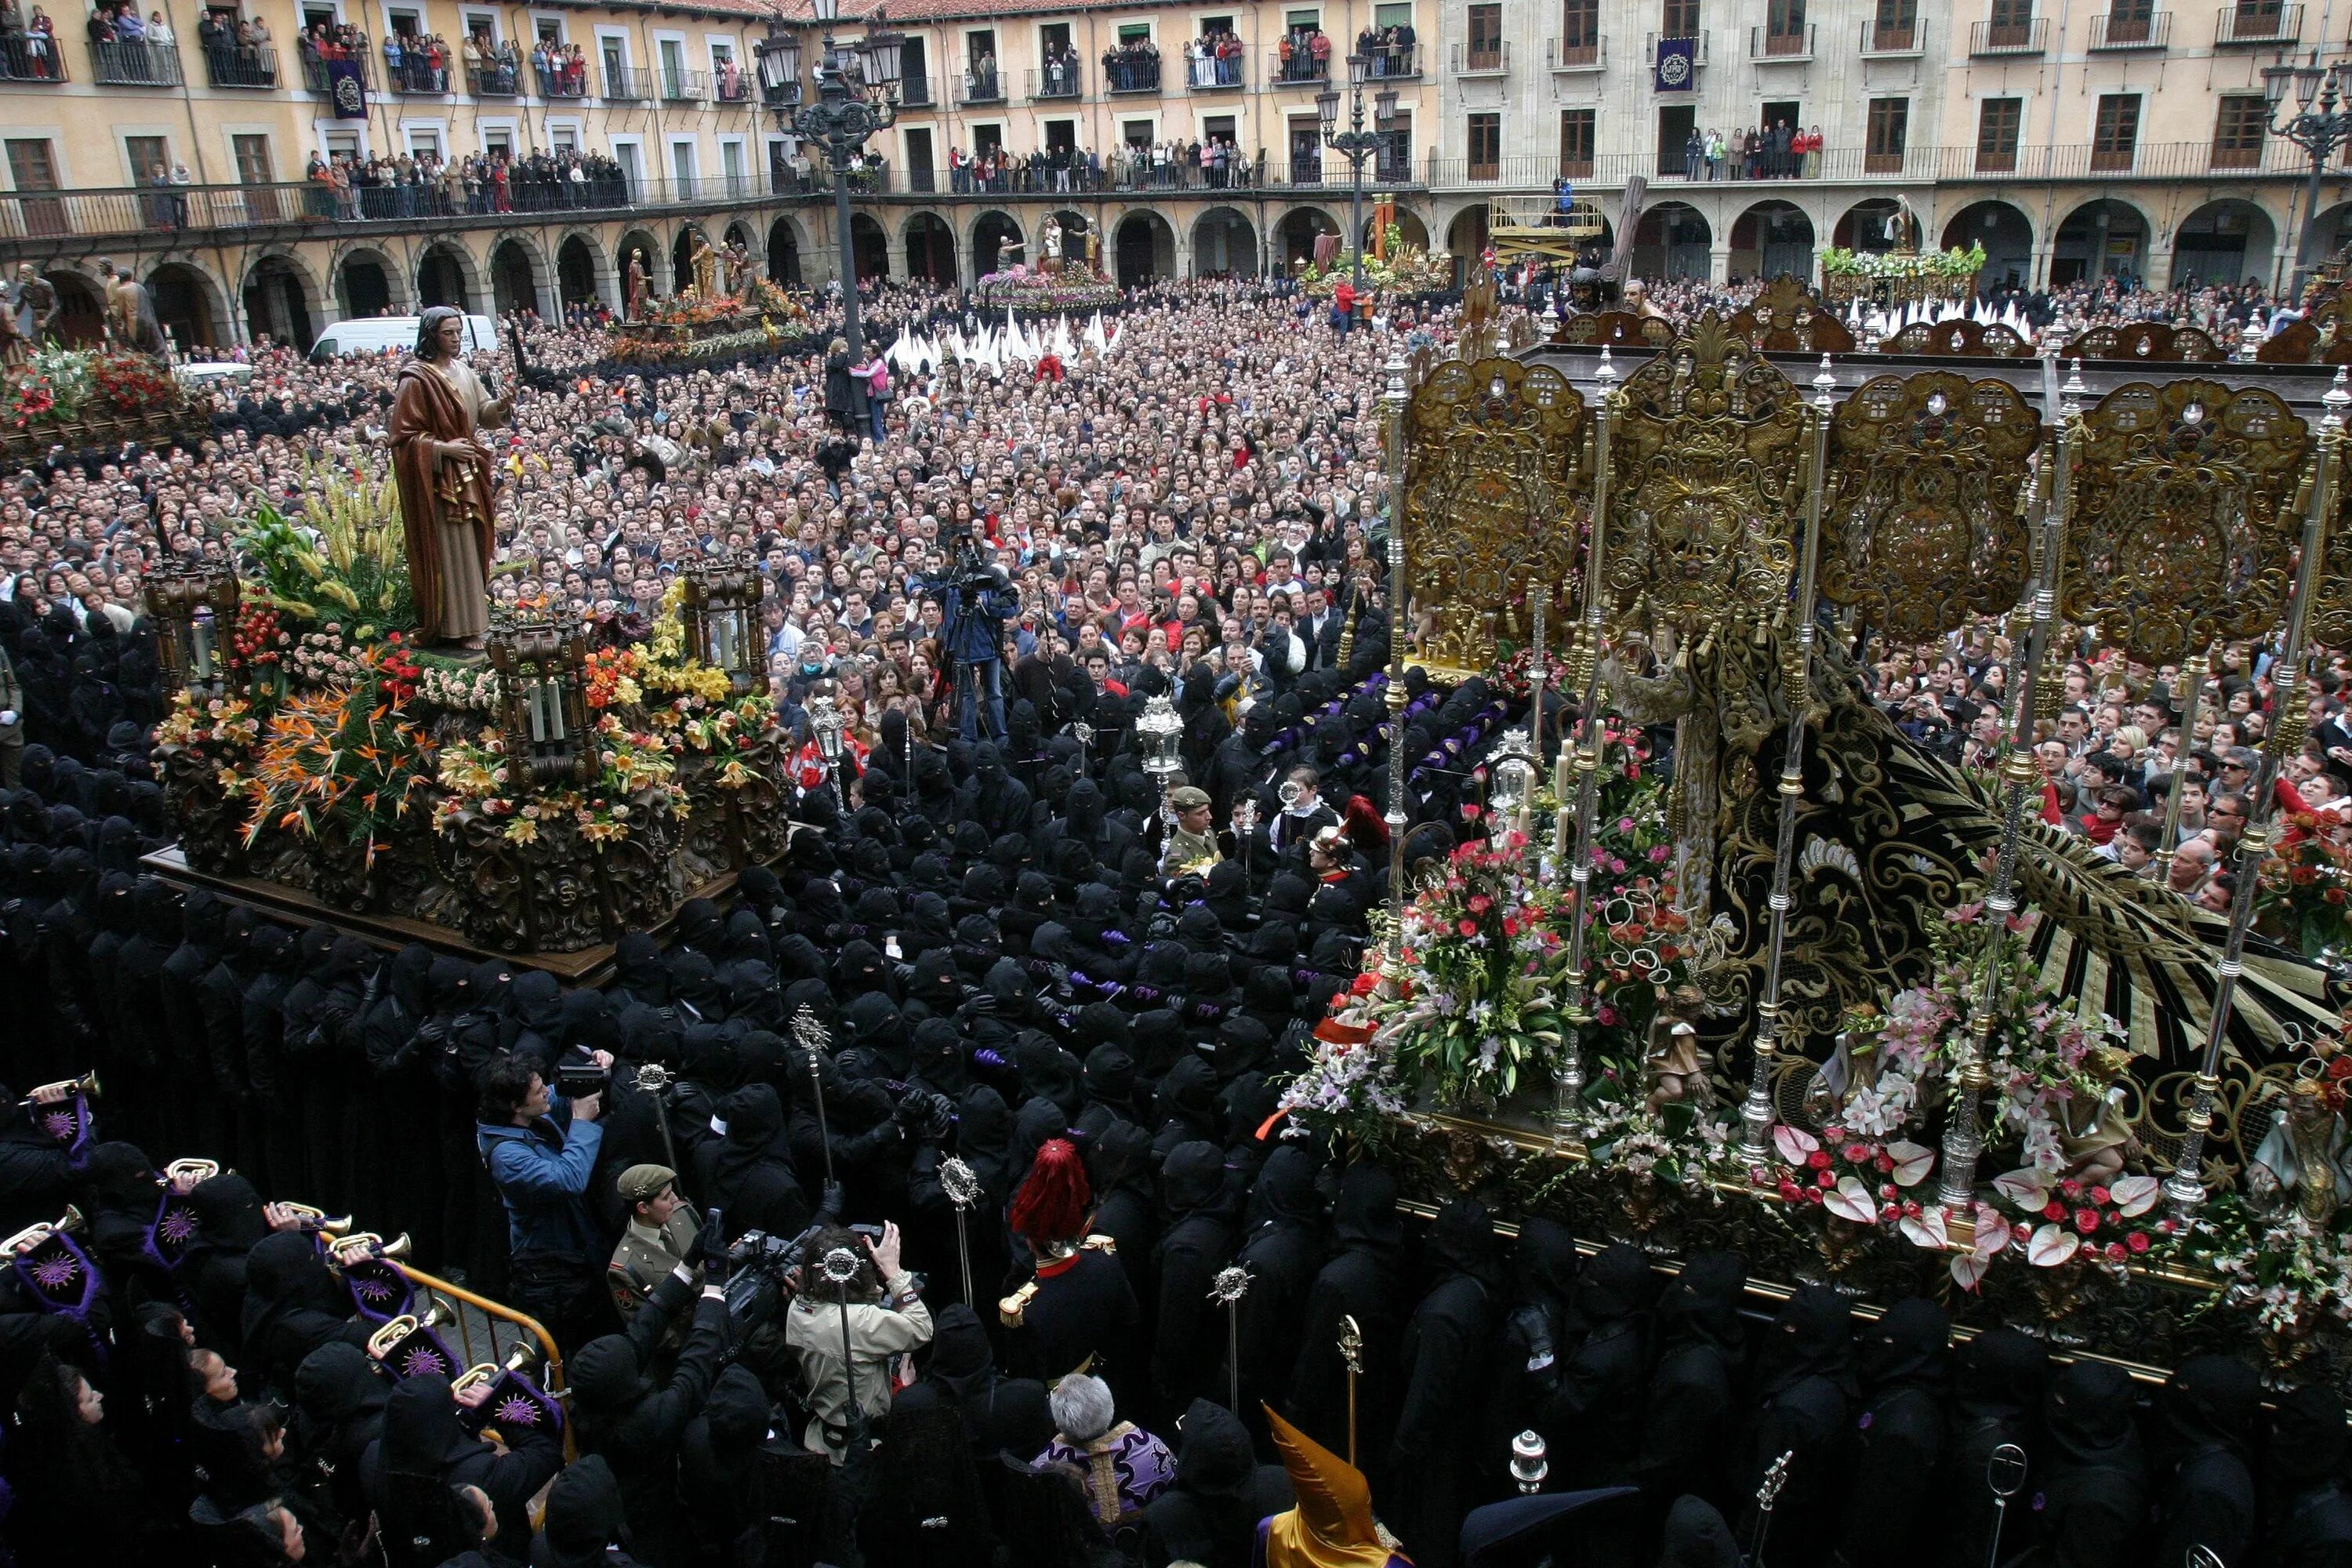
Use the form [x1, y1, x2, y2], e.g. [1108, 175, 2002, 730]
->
[532, 38, 585, 96]
[1040, 39, 1076, 95]
[463, 28, 517, 93]
[1102, 34, 1158, 90]
[6, 4, 59, 78]
[960, 49, 997, 100]
[379, 27, 446, 92]
[1276, 24, 1327, 82]
[194, 6, 272, 85]
[308, 147, 628, 222]
[1358, 23, 1414, 74]
[715, 51, 742, 100]
[1186, 28, 1240, 85]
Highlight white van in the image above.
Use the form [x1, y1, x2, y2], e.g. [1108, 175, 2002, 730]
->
[308, 314, 499, 361]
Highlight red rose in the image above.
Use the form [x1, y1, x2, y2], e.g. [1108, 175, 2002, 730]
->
[2042, 1200, 2066, 1221]
[1457, 920, 1477, 937]
[2059, 1178, 2082, 1199]
[1807, 1150, 1831, 1170]
[2103, 1241, 2127, 1261]
[2089, 1185, 2111, 1205]
[2074, 1208, 2100, 1233]
[2126, 1231, 2150, 1253]
[1814, 1169, 1835, 1188]
[1777, 1180, 1802, 1203]
[1842, 1143, 1871, 1163]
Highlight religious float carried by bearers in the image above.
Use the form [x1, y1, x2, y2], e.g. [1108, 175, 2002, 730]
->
[147, 467, 797, 957]
[610, 278, 813, 368]
[1281, 267, 2352, 1378]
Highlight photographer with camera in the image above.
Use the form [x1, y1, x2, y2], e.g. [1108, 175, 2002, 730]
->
[929, 519, 1017, 742]
[569, 1205, 735, 1568]
[474, 1050, 610, 1356]
[784, 1219, 932, 1467]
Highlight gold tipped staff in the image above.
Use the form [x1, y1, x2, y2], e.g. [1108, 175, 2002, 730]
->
[1735, 358, 1837, 1167]
[2152, 643, 2214, 877]
[1338, 1313, 1363, 1468]
[2165, 369, 2349, 1216]
[1383, 351, 1410, 959]
[1940, 425, 2064, 1210]
[1550, 350, 1619, 1149]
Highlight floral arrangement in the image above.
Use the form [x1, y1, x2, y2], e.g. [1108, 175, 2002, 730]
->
[1300, 231, 1453, 297]
[416, 659, 500, 713]
[2176, 1193, 2352, 1338]
[239, 679, 434, 868]
[974, 263, 1120, 310]
[433, 713, 681, 846]
[1756, 1121, 1944, 1243]
[1278, 1013, 1414, 1154]
[1982, 1167, 2169, 1279]
[1819, 242, 1987, 279]
[1375, 833, 1563, 1104]
[0, 344, 183, 431]
[234, 464, 413, 636]
[2256, 824, 2352, 959]
[1575, 1061, 1739, 1191]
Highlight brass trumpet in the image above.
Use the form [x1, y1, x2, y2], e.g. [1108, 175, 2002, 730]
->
[365, 1296, 456, 1360]
[276, 1203, 354, 1237]
[163, 1158, 222, 1188]
[326, 1231, 409, 1269]
[2, 1204, 84, 1255]
[17, 1070, 99, 1110]
[453, 1338, 544, 1395]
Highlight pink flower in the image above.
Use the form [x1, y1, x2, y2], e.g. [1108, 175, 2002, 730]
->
[2126, 1231, 2150, 1253]
[2089, 1185, 2111, 1206]
[1468, 895, 1492, 913]
[1807, 1149, 1832, 1170]
[2042, 1200, 2066, 1221]
[2103, 1241, 2126, 1261]
[2074, 1208, 2100, 1233]
[1814, 1170, 1835, 1189]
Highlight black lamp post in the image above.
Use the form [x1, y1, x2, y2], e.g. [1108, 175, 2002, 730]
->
[2263, 49, 2352, 300]
[758, 0, 903, 358]
[1316, 53, 1398, 291]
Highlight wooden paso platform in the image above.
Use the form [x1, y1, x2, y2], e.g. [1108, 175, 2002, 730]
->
[142, 844, 738, 988]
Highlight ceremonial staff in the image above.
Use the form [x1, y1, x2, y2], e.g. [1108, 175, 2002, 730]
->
[1338, 1313, 1363, 1468]
[1209, 1265, 1250, 1415]
[793, 1005, 837, 1192]
[940, 1156, 980, 1307]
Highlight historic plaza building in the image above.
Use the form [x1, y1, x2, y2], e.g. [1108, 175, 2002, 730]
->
[0, 0, 2335, 347]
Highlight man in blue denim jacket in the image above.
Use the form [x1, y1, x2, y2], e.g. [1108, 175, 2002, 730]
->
[475, 1049, 608, 1349]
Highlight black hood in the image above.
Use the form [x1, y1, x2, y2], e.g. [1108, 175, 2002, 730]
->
[1657, 1494, 1741, 1568]
[1514, 1217, 1582, 1303]
[1951, 1325, 2049, 1425]
[2162, 1352, 2261, 1461]
[541, 1453, 630, 1568]
[1759, 1283, 1853, 1399]
[2045, 1359, 2141, 1470]
[1331, 1161, 1402, 1252]
[1655, 1248, 1745, 1356]
[1576, 1243, 1651, 1324]
[380, 1371, 471, 1476]
[1860, 1294, 1948, 1396]
[1174, 1397, 1257, 1494]
[568, 1332, 648, 1416]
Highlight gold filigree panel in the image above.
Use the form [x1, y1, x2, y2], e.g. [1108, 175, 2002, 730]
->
[1401, 356, 1588, 673]
[1820, 372, 2042, 643]
[2310, 438, 2352, 648]
[2063, 380, 2310, 666]
[1600, 312, 1809, 642]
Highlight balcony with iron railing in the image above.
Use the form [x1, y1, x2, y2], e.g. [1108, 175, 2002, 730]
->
[602, 64, 648, 100]
[1028, 61, 1081, 99]
[1268, 45, 1328, 85]
[296, 35, 364, 93]
[1103, 53, 1160, 91]
[1185, 47, 1247, 88]
[2090, 8, 2172, 44]
[1452, 40, 1510, 71]
[535, 62, 588, 98]
[1969, 16, 2049, 51]
[1860, 17, 1923, 50]
[0, 35, 64, 82]
[200, 42, 278, 88]
[897, 71, 931, 104]
[2214, 2, 2297, 42]
[1421, 138, 2311, 187]
[1751, 22, 1816, 57]
[958, 64, 1005, 103]
[91, 38, 181, 86]
[1366, 40, 1417, 75]
[661, 67, 706, 102]
[1643, 31, 1712, 66]
[466, 61, 521, 96]
[1548, 34, 1604, 67]
[713, 68, 750, 102]
[382, 45, 449, 93]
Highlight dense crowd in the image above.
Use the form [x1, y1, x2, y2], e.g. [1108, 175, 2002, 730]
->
[0, 273, 2342, 1568]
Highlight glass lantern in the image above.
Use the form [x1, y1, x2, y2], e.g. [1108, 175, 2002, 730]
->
[486, 615, 593, 788]
[681, 554, 765, 697]
[1487, 726, 1537, 836]
[143, 561, 238, 699]
[1137, 693, 1185, 782]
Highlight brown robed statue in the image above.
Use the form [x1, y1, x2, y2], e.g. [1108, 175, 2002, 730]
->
[390, 307, 510, 648]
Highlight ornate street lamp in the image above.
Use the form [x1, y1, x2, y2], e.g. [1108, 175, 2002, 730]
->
[681, 552, 764, 696]
[760, 0, 901, 358]
[2263, 50, 2352, 299]
[1320, 52, 1400, 292]
[485, 614, 594, 788]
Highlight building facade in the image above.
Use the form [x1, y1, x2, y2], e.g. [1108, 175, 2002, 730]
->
[0, 0, 1439, 348]
[1434, 0, 2345, 292]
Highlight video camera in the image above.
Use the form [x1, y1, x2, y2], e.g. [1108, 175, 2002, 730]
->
[721, 1221, 902, 1333]
[556, 1058, 612, 1101]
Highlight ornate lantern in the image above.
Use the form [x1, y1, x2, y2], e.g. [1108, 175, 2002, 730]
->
[681, 553, 764, 696]
[143, 559, 239, 698]
[485, 615, 593, 789]
[1486, 726, 1539, 845]
[1137, 693, 1185, 783]
[808, 691, 848, 803]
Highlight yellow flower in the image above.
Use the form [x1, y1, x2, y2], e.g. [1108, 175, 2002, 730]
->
[503, 818, 539, 844]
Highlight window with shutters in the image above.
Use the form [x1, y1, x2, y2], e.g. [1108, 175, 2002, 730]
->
[1976, 96, 2020, 171]
[1467, 4, 1503, 67]
[1871, 0, 1916, 48]
[2092, 92, 2140, 170]
[1560, 107, 1595, 175]
[2210, 94, 2266, 168]
[1560, 0, 1599, 59]
[1661, 0, 1700, 36]
[1865, 96, 1907, 172]
[1987, 0, 2034, 46]
[1468, 111, 1501, 179]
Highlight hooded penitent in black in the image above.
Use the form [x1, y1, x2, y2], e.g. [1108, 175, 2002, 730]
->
[891, 1301, 1054, 1461]
[564, 1265, 728, 1568]
[1229, 1142, 1323, 1425]
[1738, 1283, 1854, 1559]
[1635, 1248, 1747, 1530]
[238, 1230, 372, 1399]
[1832, 1294, 1950, 1568]
[1936, 1326, 2049, 1568]
[2262, 1383, 2352, 1566]
[2152, 1352, 2261, 1568]
[1142, 1396, 1294, 1568]
[360, 1370, 564, 1566]
[1151, 1138, 1236, 1411]
[692, 1082, 812, 1243]
[2036, 1359, 2148, 1568]
[1391, 1196, 1501, 1568]
[1548, 1242, 1650, 1493]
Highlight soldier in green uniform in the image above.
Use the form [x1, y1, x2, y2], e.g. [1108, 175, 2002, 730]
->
[608, 1163, 702, 1325]
[1160, 785, 1224, 878]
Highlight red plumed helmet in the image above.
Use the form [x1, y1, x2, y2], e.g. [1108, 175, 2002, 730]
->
[1342, 794, 1390, 855]
[1009, 1137, 1092, 1245]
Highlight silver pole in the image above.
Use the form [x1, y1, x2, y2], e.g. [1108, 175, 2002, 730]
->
[2152, 647, 2211, 877]
[2166, 368, 2348, 1216]
[1736, 359, 1835, 1168]
[1383, 351, 1410, 958]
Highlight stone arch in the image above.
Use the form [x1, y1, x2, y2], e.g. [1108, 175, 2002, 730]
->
[1632, 201, 1710, 282]
[766, 216, 804, 285]
[2054, 197, 2152, 286]
[971, 210, 1024, 280]
[1730, 199, 1815, 284]
[488, 235, 546, 318]
[1442, 204, 1489, 278]
[242, 252, 325, 349]
[332, 245, 409, 319]
[1192, 206, 1258, 277]
[145, 260, 230, 350]
[555, 234, 606, 313]
[903, 212, 956, 284]
[671, 223, 713, 295]
[850, 213, 889, 281]
[2170, 198, 2280, 290]
[1277, 206, 1341, 273]
[1940, 200, 2035, 289]
[1364, 205, 1430, 256]
[1114, 210, 1176, 286]
[415, 239, 481, 313]
[616, 229, 665, 302]
[36, 267, 100, 347]
[1835, 197, 1922, 253]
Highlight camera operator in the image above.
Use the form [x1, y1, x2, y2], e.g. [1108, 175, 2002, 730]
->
[784, 1219, 933, 1465]
[474, 1051, 609, 1356]
[931, 520, 1017, 742]
[608, 1163, 700, 1328]
[568, 1209, 734, 1568]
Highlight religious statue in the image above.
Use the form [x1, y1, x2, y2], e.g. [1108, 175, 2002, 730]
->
[625, 252, 650, 320]
[2056, 1044, 2139, 1186]
[98, 258, 168, 357]
[0, 285, 26, 368]
[1084, 227, 1101, 274]
[14, 265, 57, 345]
[390, 307, 510, 648]
[1040, 216, 1063, 275]
[1643, 983, 1712, 1112]
[688, 232, 720, 302]
[1801, 1002, 1882, 1126]
[723, 240, 751, 298]
[2248, 1069, 2350, 1224]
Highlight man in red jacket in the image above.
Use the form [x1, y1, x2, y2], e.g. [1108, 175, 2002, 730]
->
[1330, 278, 1356, 339]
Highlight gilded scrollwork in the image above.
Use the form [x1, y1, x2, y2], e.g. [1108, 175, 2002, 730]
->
[1820, 371, 2042, 643]
[1400, 356, 1587, 672]
[2063, 380, 2310, 666]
